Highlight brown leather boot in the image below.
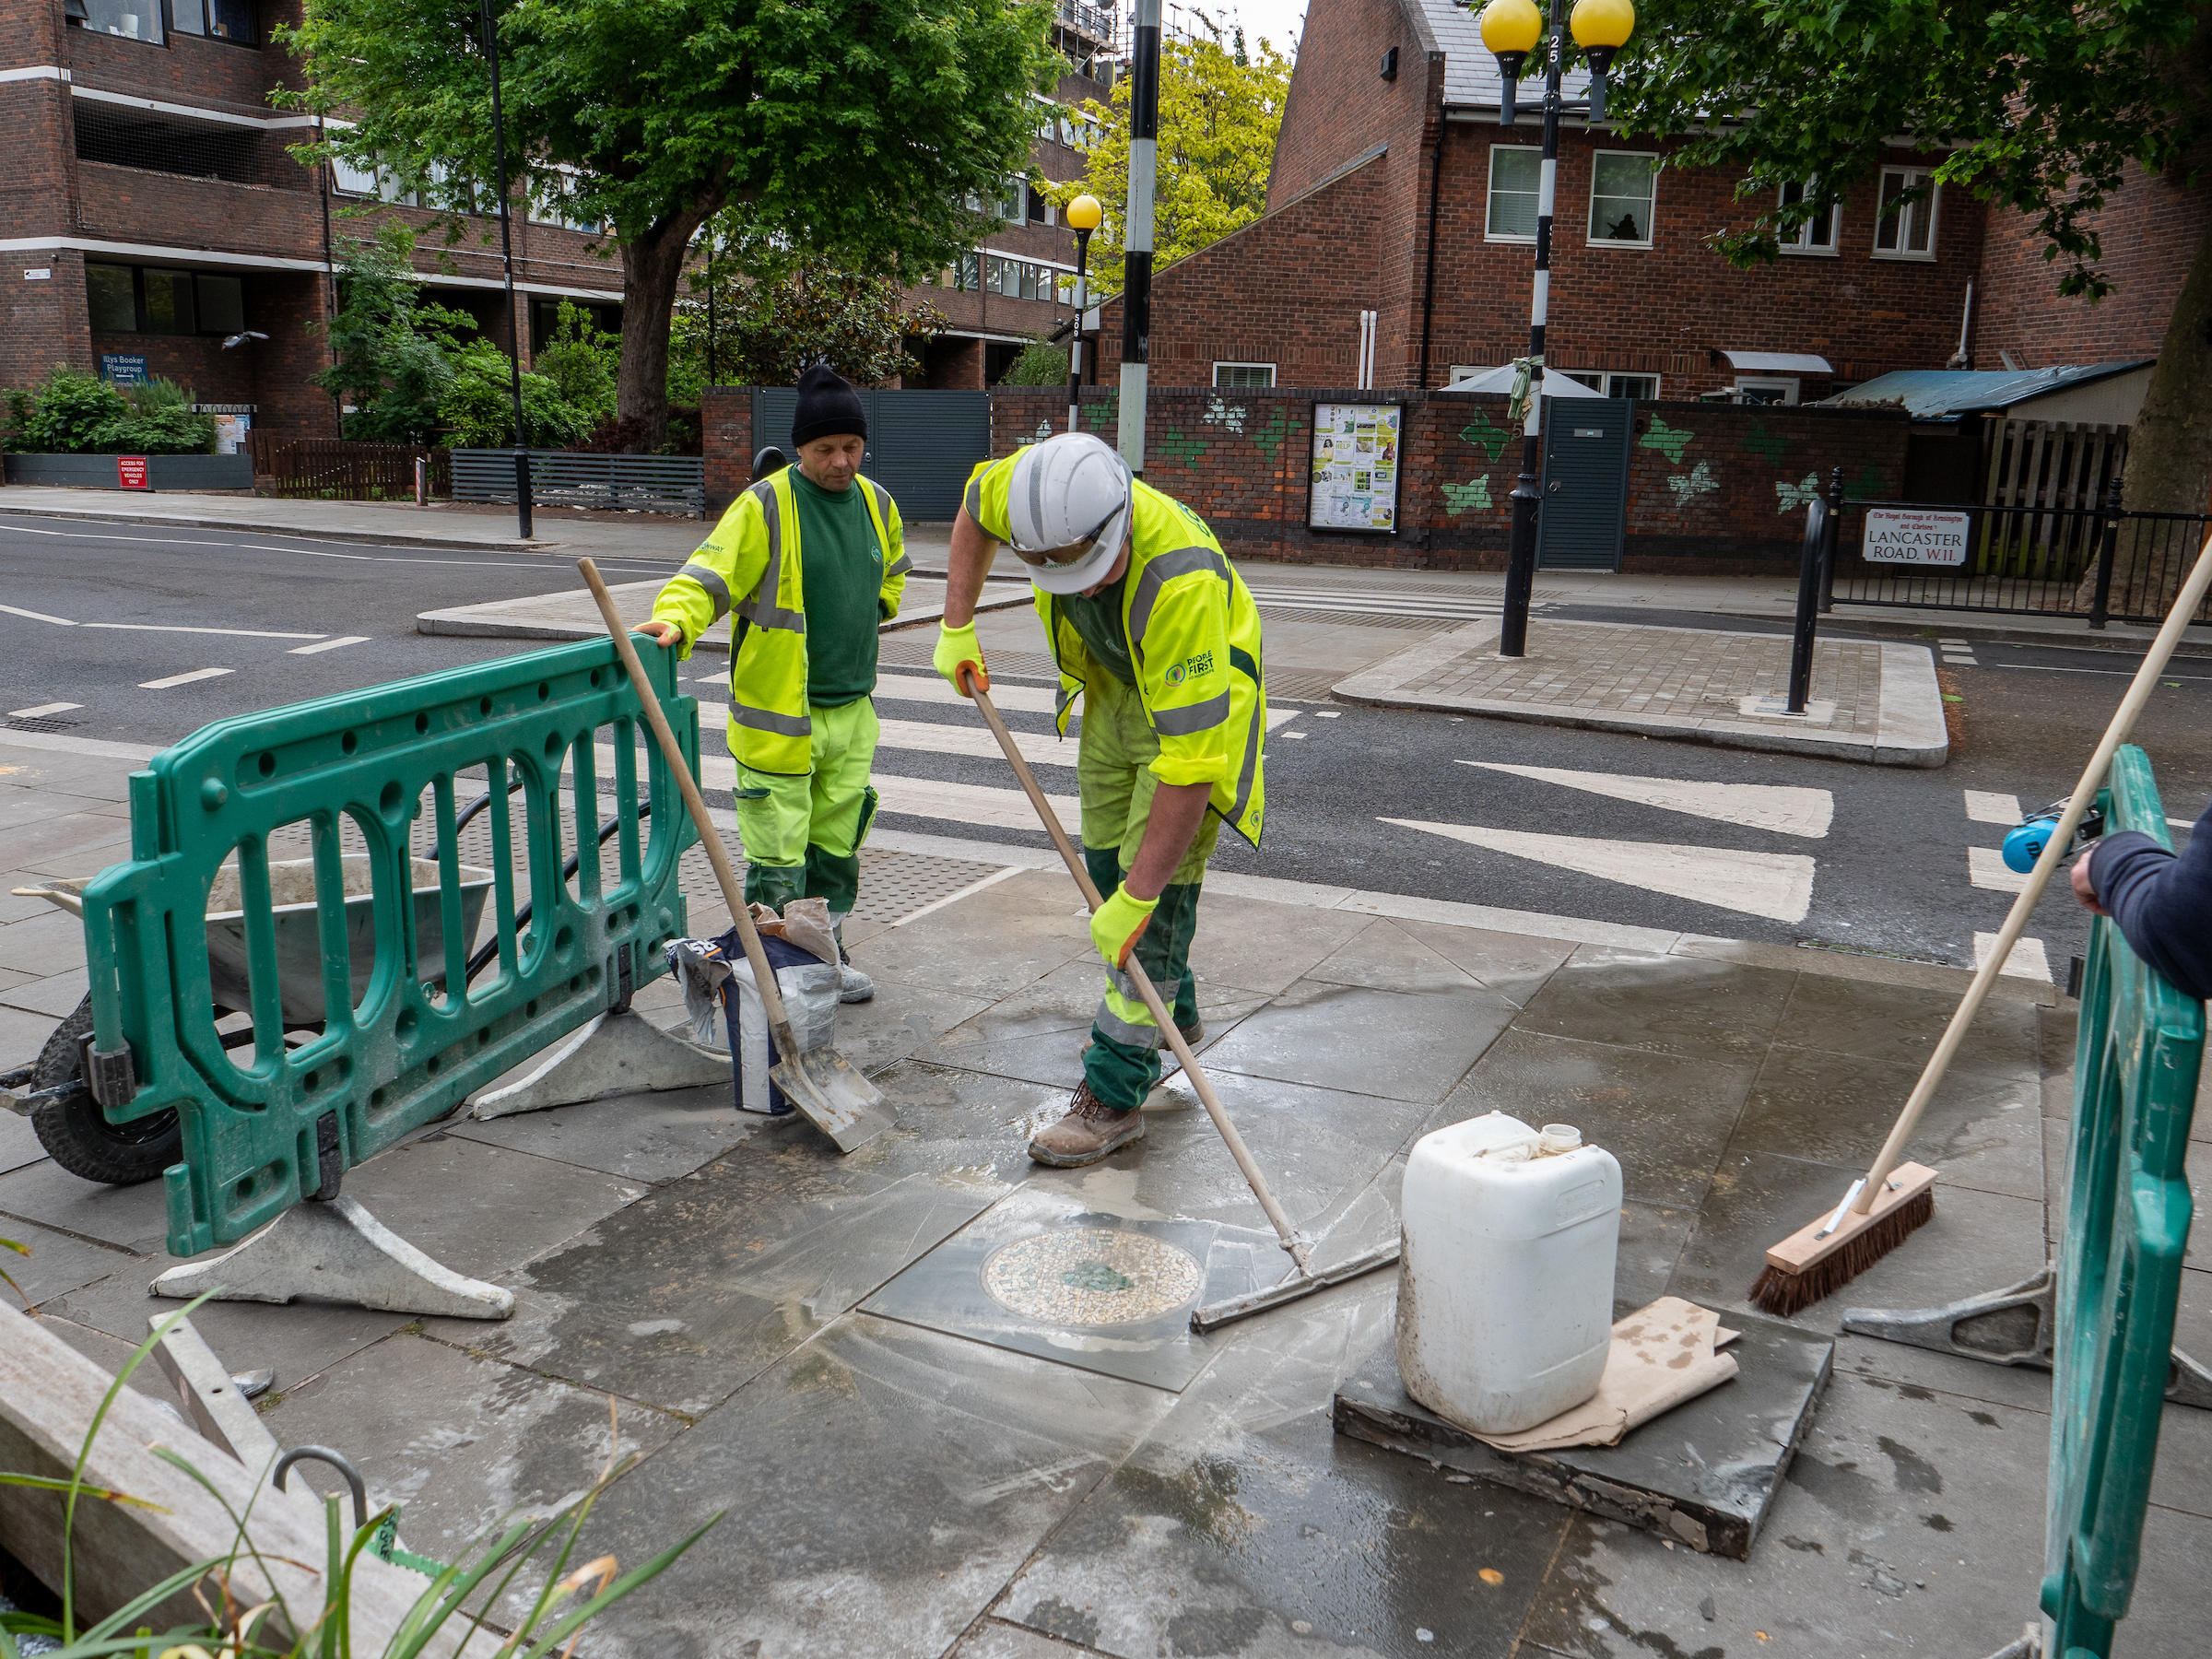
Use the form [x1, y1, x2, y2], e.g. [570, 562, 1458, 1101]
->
[1026, 1081, 1146, 1168]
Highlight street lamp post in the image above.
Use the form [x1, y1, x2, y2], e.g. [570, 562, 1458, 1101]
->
[1064, 194, 1102, 433]
[480, 0, 533, 540]
[1480, 0, 1633, 656]
[1116, 0, 1161, 475]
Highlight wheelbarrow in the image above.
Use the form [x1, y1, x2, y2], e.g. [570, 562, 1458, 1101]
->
[3, 854, 491, 1186]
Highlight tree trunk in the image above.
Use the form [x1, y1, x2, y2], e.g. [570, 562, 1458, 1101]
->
[615, 210, 710, 453]
[2077, 187, 2212, 618]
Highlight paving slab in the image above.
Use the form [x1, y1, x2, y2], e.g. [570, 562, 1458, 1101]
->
[1335, 1310, 1834, 1559]
[0, 1155, 171, 1254]
[0, 1111, 46, 1179]
[1778, 970, 2043, 1079]
[258, 1331, 686, 1567]
[1513, 1371, 2049, 1659]
[0, 1217, 136, 1305]
[1335, 618, 1949, 767]
[1512, 945, 1801, 1065]
[1198, 976, 1518, 1105]
[447, 1081, 754, 1183]
[566, 1312, 1174, 1659]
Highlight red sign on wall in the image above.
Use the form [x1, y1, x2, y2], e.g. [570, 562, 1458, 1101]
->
[115, 456, 150, 490]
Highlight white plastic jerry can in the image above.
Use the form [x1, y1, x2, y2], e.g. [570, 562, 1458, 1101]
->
[1394, 1112, 1624, 1436]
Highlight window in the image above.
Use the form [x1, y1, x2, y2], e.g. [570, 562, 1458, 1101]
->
[1559, 371, 1659, 398]
[1589, 151, 1656, 245]
[72, 0, 162, 43]
[1487, 147, 1539, 241]
[158, 0, 256, 44]
[84, 264, 251, 335]
[1028, 182, 1048, 223]
[1734, 378, 1797, 405]
[1874, 167, 1937, 258]
[1214, 363, 1276, 388]
[329, 153, 379, 196]
[1777, 181, 1838, 254]
[994, 179, 1026, 224]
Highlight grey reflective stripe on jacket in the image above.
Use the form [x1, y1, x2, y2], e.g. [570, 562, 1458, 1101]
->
[676, 561, 732, 621]
[1126, 545, 1230, 657]
[734, 479, 807, 635]
[1150, 690, 1231, 735]
[733, 703, 813, 738]
[963, 474, 984, 524]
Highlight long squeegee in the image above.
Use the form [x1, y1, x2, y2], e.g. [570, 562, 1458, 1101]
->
[965, 681, 1398, 1331]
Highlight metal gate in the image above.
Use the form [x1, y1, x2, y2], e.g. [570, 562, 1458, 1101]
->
[1535, 397, 1632, 571]
[751, 389, 989, 520]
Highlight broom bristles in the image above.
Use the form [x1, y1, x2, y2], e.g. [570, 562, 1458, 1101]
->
[1747, 1189, 1935, 1317]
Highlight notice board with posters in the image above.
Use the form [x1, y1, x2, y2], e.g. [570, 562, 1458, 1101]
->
[1308, 402, 1403, 534]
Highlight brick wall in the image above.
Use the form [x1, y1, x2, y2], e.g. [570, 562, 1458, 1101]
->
[702, 385, 753, 511]
[984, 383, 1907, 574]
[1265, 0, 1427, 208]
[1973, 150, 2209, 369]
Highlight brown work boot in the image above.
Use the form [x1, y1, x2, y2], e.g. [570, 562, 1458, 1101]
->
[1027, 1081, 1146, 1168]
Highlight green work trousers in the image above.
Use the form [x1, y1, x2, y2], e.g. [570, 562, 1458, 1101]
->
[735, 695, 879, 914]
[1078, 666, 1221, 1112]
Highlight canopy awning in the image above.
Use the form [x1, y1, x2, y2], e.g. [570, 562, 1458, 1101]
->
[1444, 364, 1607, 398]
[1722, 350, 1834, 375]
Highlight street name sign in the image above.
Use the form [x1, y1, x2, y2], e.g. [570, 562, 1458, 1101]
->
[1864, 507, 1971, 566]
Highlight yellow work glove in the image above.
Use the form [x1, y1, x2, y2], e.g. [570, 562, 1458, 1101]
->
[1090, 886, 1158, 971]
[933, 621, 990, 695]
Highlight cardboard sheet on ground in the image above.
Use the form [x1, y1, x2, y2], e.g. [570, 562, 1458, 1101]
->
[1473, 1297, 1739, 1453]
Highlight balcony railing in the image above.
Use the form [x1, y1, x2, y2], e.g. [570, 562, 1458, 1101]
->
[1056, 0, 1113, 43]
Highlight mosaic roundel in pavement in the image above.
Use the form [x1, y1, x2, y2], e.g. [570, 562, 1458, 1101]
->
[982, 1230, 1206, 1327]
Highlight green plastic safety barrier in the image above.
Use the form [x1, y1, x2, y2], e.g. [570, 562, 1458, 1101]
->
[2042, 744, 2203, 1657]
[76, 637, 699, 1258]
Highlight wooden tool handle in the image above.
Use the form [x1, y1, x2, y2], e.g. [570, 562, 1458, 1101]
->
[1855, 525, 2212, 1211]
[971, 688, 1310, 1269]
[578, 558, 805, 1054]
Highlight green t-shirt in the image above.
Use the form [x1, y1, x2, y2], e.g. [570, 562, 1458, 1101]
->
[1053, 573, 1135, 687]
[789, 467, 881, 707]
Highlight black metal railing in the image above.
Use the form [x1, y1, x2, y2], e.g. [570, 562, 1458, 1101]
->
[1828, 488, 2212, 629]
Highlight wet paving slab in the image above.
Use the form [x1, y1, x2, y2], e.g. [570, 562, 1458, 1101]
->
[1512, 947, 1801, 1065]
[1199, 976, 1520, 1105]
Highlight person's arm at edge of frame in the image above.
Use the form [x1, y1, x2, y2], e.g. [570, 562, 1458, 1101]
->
[935, 505, 998, 693]
[2071, 802, 2212, 1000]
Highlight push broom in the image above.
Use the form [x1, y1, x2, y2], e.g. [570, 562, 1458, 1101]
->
[1750, 525, 2212, 1317]
[964, 679, 1400, 1332]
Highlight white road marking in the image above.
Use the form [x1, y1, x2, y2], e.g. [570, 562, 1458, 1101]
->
[873, 673, 1059, 714]
[0, 519, 670, 571]
[2171, 818, 2195, 831]
[1382, 818, 1818, 923]
[1975, 931, 2052, 982]
[877, 716, 1075, 770]
[1995, 665, 2212, 681]
[1280, 730, 1306, 738]
[1964, 790, 2022, 825]
[139, 667, 233, 689]
[6, 701, 81, 718]
[85, 622, 324, 640]
[878, 773, 1081, 831]
[1315, 710, 1340, 717]
[1456, 762, 1834, 839]
[0, 603, 76, 626]
[289, 635, 371, 654]
[1968, 846, 2030, 894]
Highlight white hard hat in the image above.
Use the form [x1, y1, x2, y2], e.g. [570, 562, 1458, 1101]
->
[1002, 432, 1134, 594]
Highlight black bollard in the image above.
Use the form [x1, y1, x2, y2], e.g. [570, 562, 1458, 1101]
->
[1786, 494, 1826, 714]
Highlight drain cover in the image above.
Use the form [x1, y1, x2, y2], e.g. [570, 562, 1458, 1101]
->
[4, 717, 76, 733]
[982, 1229, 1205, 1327]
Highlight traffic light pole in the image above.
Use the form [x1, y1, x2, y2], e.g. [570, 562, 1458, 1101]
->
[1115, 0, 1160, 476]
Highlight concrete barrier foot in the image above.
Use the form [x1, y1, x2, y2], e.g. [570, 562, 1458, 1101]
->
[465, 1008, 730, 1122]
[149, 1194, 513, 1321]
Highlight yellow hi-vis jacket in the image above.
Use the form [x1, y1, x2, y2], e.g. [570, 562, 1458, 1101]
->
[964, 450, 1267, 845]
[652, 467, 912, 773]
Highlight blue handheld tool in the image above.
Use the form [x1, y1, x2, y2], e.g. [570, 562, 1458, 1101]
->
[2003, 800, 2106, 875]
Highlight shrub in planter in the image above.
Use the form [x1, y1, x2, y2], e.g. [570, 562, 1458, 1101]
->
[92, 380, 218, 455]
[16, 367, 128, 453]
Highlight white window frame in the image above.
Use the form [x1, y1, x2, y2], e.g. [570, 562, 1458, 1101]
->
[1873, 167, 1938, 261]
[1559, 371, 1662, 398]
[1486, 146, 1540, 243]
[1587, 150, 1658, 248]
[1777, 181, 1839, 255]
[1734, 377, 1798, 406]
[1213, 362, 1277, 388]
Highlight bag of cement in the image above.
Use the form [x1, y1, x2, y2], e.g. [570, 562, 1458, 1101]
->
[750, 895, 839, 966]
[665, 937, 736, 1045]
[712, 925, 841, 1116]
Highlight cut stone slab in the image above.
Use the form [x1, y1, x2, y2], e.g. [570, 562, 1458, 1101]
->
[1332, 1312, 1834, 1559]
[1333, 617, 1948, 767]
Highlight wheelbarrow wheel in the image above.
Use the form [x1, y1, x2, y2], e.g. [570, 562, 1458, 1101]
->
[30, 994, 181, 1186]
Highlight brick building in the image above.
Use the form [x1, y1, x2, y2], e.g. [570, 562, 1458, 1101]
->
[0, 0, 627, 441]
[904, 0, 1121, 389]
[1071, 0, 2205, 406]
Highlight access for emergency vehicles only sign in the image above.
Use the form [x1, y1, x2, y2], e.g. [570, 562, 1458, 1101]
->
[1863, 507, 1971, 565]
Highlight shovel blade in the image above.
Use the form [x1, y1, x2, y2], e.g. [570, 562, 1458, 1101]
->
[769, 1044, 895, 1153]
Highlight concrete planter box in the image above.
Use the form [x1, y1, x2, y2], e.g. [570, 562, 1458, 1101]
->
[3, 452, 254, 490]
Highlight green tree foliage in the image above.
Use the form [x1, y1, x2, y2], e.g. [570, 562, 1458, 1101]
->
[283, 0, 1057, 449]
[667, 228, 953, 395]
[438, 338, 598, 447]
[996, 337, 1069, 385]
[1064, 27, 1293, 292]
[315, 224, 475, 443]
[1606, 0, 2212, 529]
[534, 300, 619, 422]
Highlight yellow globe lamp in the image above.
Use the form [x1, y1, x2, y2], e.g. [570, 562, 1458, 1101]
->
[1570, 0, 1632, 118]
[1065, 194, 1103, 233]
[1479, 0, 1544, 125]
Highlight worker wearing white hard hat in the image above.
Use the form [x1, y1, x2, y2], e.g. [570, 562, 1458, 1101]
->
[935, 431, 1268, 1168]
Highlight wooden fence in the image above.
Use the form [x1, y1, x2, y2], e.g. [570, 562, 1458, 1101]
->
[254, 438, 451, 502]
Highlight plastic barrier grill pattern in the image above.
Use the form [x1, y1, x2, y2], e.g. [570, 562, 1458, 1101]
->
[2042, 745, 2204, 1657]
[76, 637, 699, 1257]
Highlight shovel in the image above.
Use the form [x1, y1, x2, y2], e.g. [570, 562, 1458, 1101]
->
[580, 558, 893, 1153]
[965, 683, 1399, 1331]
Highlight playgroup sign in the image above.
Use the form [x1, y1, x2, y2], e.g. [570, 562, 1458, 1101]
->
[1863, 507, 1971, 566]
